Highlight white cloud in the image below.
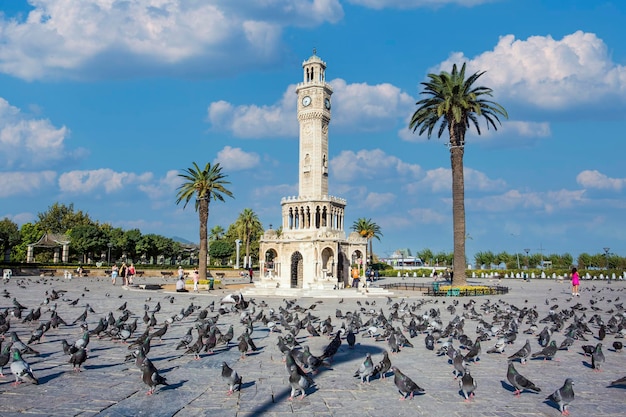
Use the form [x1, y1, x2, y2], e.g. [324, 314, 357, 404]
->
[59, 169, 152, 194]
[214, 146, 261, 171]
[407, 207, 447, 224]
[0, 171, 57, 197]
[364, 192, 396, 209]
[347, 0, 493, 9]
[467, 189, 586, 214]
[138, 170, 180, 200]
[331, 149, 422, 182]
[0, 0, 344, 80]
[207, 78, 414, 138]
[0, 97, 73, 169]
[577, 170, 626, 191]
[437, 31, 626, 109]
[407, 166, 505, 194]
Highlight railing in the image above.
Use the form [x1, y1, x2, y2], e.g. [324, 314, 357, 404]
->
[378, 282, 509, 296]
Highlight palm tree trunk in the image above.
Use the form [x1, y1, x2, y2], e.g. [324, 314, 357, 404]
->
[450, 144, 467, 286]
[198, 199, 209, 281]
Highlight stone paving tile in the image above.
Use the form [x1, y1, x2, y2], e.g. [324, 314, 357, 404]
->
[1, 275, 625, 416]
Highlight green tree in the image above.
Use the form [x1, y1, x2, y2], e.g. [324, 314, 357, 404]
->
[209, 240, 234, 266]
[234, 208, 263, 268]
[210, 225, 225, 241]
[37, 202, 93, 233]
[351, 218, 382, 265]
[416, 248, 434, 265]
[0, 218, 20, 261]
[409, 63, 508, 285]
[176, 162, 233, 280]
[69, 223, 107, 263]
[13, 223, 44, 262]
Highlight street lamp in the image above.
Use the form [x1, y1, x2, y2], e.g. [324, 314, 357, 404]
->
[235, 239, 242, 269]
[524, 248, 530, 269]
[603, 247, 610, 269]
[107, 242, 113, 265]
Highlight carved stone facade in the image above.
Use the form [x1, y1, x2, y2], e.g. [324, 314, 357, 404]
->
[257, 52, 367, 291]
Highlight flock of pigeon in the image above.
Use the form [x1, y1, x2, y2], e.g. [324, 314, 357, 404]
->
[1, 275, 626, 415]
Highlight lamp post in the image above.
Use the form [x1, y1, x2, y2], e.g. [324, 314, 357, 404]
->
[524, 248, 530, 269]
[603, 247, 610, 269]
[235, 239, 242, 269]
[107, 242, 112, 265]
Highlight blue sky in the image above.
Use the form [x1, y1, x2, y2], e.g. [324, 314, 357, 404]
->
[1, 0, 625, 263]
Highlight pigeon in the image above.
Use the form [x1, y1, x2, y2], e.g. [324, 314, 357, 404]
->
[508, 339, 531, 364]
[392, 366, 425, 400]
[9, 332, 39, 356]
[354, 352, 374, 384]
[221, 361, 242, 396]
[531, 340, 558, 361]
[372, 350, 392, 380]
[581, 344, 595, 357]
[459, 369, 477, 401]
[464, 339, 481, 363]
[320, 331, 341, 362]
[591, 343, 604, 372]
[538, 326, 551, 347]
[424, 333, 435, 350]
[453, 351, 466, 379]
[0, 340, 13, 377]
[613, 341, 623, 353]
[10, 349, 39, 386]
[69, 347, 87, 372]
[346, 329, 356, 348]
[547, 378, 575, 416]
[487, 338, 506, 354]
[141, 356, 168, 395]
[507, 361, 541, 396]
[610, 376, 626, 386]
[302, 345, 326, 374]
[558, 337, 575, 351]
[288, 364, 313, 400]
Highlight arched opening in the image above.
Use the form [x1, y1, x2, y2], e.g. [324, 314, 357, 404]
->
[290, 251, 303, 288]
[321, 247, 334, 278]
[264, 248, 278, 278]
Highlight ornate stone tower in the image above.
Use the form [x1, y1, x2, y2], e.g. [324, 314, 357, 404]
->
[256, 51, 367, 294]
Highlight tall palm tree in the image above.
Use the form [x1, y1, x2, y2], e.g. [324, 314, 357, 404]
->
[210, 225, 225, 241]
[409, 63, 507, 285]
[351, 218, 382, 265]
[234, 208, 262, 268]
[176, 162, 233, 281]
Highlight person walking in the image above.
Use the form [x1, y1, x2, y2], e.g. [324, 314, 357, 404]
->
[119, 262, 129, 286]
[192, 268, 199, 293]
[111, 264, 119, 285]
[128, 263, 136, 285]
[571, 267, 580, 296]
[351, 267, 360, 290]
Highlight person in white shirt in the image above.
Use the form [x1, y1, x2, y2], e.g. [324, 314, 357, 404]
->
[176, 276, 188, 292]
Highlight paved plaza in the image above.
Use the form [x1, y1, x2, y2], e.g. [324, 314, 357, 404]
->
[1, 273, 625, 416]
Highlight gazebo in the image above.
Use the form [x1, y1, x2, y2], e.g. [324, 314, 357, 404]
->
[27, 233, 70, 263]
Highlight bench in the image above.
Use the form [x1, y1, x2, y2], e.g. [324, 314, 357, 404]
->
[446, 288, 460, 296]
[161, 271, 174, 277]
[135, 270, 145, 277]
[77, 269, 90, 277]
[104, 270, 112, 276]
[213, 272, 226, 279]
[40, 269, 56, 277]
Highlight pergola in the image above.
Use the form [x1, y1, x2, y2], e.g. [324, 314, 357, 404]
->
[27, 233, 70, 263]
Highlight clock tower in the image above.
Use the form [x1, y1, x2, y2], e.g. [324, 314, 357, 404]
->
[255, 51, 368, 295]
[295, 52, 333, 198]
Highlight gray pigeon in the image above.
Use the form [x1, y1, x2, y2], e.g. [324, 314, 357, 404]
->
[69, 347, 87, 372]
[459, 369, 477, 401]
[288, 364, 313, 400]
[372, 350, 392, 380]
[10, 349, 39, 385]
[538, 326, 551, 347]
[221, 361, 242, 396]
[591, 342, 604, 372]
[507, 361, 541, 396]
[558, 337, 575, 351]
[453, 350, 466, 379]
[354, 352, 374, 384]
[547, 378, 574, 415]
[531, 340, 558, 361]
[141, 356, 168, 395]
[486, 338, 506, 354]
[508, 339, 531, 364]
[610, 376, 626, 386]
[392, 366, 425, 400]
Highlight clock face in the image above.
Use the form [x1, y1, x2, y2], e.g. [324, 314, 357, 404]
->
[302, 96, 312, 107]
[324, 98, 331, 110]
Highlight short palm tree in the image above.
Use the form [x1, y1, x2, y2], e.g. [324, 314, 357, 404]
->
[234, 208, 262, 269]
[409, 63, 507, 285]
[176, 162, 233, 281]
[351, 218, 382, 265]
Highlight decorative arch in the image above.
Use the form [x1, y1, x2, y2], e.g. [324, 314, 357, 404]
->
[290, 251, 303, 288]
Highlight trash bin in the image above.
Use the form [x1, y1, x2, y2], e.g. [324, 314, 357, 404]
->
[2, 269, 12, 281]
[209, 278, 214, 291]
